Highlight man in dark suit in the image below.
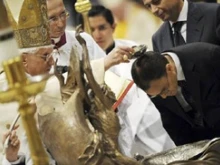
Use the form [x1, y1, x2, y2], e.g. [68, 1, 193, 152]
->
[142, 0, 220, 52]
[131, 42, 220, 145]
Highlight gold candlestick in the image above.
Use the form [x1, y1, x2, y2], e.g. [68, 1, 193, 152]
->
[0, 57, 50, 165]
[75, 0, 92, 34]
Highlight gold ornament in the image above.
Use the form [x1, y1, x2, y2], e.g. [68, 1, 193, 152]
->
[0, 0, 10, 30]
[4, 0, 51, 48]
[75, 0, 92, 34]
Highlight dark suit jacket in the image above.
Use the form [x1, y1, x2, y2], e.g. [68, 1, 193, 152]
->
[152, 1, 220, 53]
[152, 42, 220, 145]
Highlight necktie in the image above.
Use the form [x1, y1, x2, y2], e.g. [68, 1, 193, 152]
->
[178, 81, 194, 108]
[51, 33, 67, 49]
[178, 81, 204, 126]
[173, 21, 186, 46]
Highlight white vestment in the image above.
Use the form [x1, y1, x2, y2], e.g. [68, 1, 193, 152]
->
[117, 84, 176, 157]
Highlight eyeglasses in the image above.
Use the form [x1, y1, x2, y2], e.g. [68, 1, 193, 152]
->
[36, 53, 53, 62]
[48, 11, 70, 24]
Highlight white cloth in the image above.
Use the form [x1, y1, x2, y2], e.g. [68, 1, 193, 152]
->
[2, 155, 25, 165]
[117, 84, 176, 157]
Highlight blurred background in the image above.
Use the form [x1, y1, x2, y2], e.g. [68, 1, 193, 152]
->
[65, 0, 219, 50]
[66, 0, 219, 28]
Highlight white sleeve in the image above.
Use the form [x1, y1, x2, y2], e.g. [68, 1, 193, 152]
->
[81, 32, 106, 60]
[2, 154, 25, 165]
[118, 85, 176, 157]
[128, 87, 176, 156]
[90, 58, 105, 85]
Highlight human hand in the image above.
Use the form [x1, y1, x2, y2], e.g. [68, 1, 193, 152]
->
[104, 46, 134, 70]
[2, 125, 20, 162]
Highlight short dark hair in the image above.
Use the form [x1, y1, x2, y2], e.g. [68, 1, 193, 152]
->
[88, 5, 115, 25]
[131, 51, 168, 91]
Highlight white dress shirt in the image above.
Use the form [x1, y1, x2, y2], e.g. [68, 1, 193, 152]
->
[170, 0, 188, 41]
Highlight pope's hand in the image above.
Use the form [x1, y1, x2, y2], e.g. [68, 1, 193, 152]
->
[2, 125, 20, 162]
[104, 46, 134, 70]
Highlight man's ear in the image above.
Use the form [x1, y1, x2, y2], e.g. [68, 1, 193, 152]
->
[165, 62, 178, 95]
[166, 63, 175, 74]
[21, 53, 28, 67]
[112, 23, 116, 32]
